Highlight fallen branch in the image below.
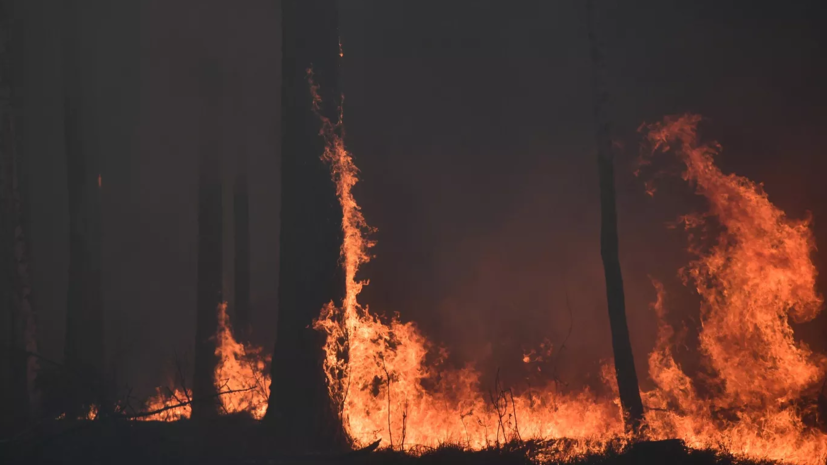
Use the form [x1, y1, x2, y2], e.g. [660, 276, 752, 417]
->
[121, 387, 255, 419]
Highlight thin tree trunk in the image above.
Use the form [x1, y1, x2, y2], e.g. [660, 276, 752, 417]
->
[0, 0, 37, 434]
[586, 0, 645, 431]
[233, 169, 251, 341]
[62, 0, 105, 418]
[265, 0, 346, 451]
[191, 62, 224, 419]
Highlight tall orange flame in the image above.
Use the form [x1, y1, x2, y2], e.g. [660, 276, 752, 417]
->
[314, 93, 827, 463]
[312, 71, 623, 457]
[640, 114, 827, 464]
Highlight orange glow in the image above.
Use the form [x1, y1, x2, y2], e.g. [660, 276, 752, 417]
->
[140, 302, 270, 421]
[97, 66, 824, 465]
[83, 405, 98, 420]
[213, 302, 271, 418]
[639, 114, 827, 464]
[313, 93, 827, 463]
[311, 70, 623, 458]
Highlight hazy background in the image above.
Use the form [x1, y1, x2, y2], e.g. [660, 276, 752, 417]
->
[16, 0, 827, 397]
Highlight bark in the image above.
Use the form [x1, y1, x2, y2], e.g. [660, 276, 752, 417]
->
[0, 0, 37, 434]
[265, 0, 346, 451]
[586, 0, 645, 431]
[191, 62, 224, 419]
[62, 0, 106, 418]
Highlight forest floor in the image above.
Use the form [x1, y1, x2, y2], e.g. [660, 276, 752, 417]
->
[0, 416, 775, 465]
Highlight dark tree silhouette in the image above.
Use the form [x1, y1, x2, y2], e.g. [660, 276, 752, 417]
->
[0, 0, 38, 434]
[233, 167, 251, 341]
[265, 0, 346, 451]
[191, 62, 225, 419]
[586, 0, 645, 431]
[62, 0, 106, 418]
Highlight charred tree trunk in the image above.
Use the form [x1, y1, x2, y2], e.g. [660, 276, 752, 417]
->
[265, 0, 346, 451]
[62, 0, 105, 418]
[191, 63, 224, 419]
[586, 0, 645, 431]
[0, 0, 37, 434]
[233, 169, 251, 341]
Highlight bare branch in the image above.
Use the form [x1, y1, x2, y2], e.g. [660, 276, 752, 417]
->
[123, 387, 255, 419]
[381, 356, 393, 448]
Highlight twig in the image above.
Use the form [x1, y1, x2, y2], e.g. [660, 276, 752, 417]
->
[400, 398, 408, 451]
[460, 412, 471, 448]
[488, 369, 506, 448]
[508, 388, 522, 442]
[115, 386, 135, 415]
[173, 351, 192, 404]
[123, 387, 254, 419]
[381, 357, 393, 449]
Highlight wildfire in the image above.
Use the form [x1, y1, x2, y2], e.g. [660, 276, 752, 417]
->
[54, 80, 824, 465]
[312, 83, 827, 464]
[140, 303, 271, 421]
[639, 114, 827, 464]
[311, 71, 623, 458]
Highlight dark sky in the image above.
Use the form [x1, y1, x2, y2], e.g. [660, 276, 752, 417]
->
[16, 0, 827, 396]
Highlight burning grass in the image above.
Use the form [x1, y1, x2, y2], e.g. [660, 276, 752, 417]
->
[35, 94, 826, 465]
[312, 99, 827, 464]
[136, 303, 271, 421]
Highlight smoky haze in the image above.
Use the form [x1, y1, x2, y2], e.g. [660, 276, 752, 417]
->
[17, 0, 827, 397]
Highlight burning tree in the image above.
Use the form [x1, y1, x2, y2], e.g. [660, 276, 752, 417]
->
[264, 0, 347, 451]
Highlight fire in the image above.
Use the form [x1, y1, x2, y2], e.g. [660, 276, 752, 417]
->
[639, 114, 827, 464]
[140, 302, 270, 421]
[213, 302, 271, 418]
[311, 70, 623, 458]
[312, 79, 827, 464]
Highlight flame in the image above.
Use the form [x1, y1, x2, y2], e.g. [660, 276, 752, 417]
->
[140, 385, 192, 421]
[313, 98, 827, 463]
[639, 114, 827, 464]
[140, 303, 270, 421]
[311, 71, 623, 458]
[74, 405, 98, 420]
[213, 302, 271, 418]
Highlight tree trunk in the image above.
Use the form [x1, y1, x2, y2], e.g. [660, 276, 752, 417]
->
[191, 62, 224, 419]
[0, 0, 37, 434]
[62, 0, 105, 418]
[265, 0, 346, 451]
[233, 169, 251, 341]
[586, 0, 645, 431]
